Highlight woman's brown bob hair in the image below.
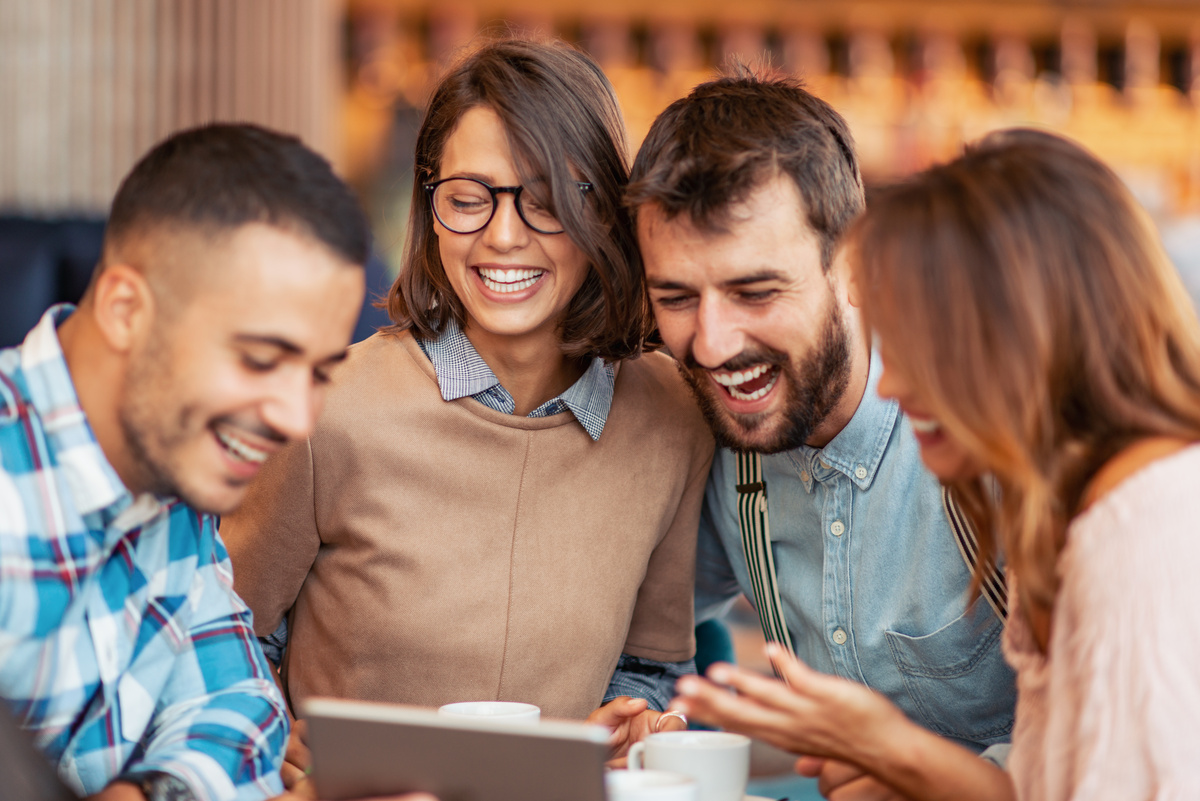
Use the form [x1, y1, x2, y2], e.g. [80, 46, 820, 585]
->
[853, 129, 1200, 615]
[382, 38, 649, 360]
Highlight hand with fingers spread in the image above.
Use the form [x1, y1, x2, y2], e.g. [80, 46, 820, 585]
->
[671, 644, 909, 767]
[587, 696, 688, 766]
[671, 645, 1014, 801]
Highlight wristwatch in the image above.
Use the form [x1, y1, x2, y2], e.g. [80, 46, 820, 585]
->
[137, 772, 198, 801]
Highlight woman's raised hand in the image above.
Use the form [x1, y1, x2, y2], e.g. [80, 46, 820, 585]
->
[670, 643, 911, 768]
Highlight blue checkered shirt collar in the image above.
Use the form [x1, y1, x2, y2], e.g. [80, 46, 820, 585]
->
[11, 305, 140, 524]
[416, 317, 615, 441]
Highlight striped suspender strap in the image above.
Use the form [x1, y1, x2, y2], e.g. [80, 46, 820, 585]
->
[735, 451, 795, 679]
[941, 486, 1009, 621]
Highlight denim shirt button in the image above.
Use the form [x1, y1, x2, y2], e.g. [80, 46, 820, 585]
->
[832, 628, 848, 645]
[855, 465, 868, 479]
[830, 520, 845, 537]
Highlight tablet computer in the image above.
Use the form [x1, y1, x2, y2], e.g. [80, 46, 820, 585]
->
[303, 697, 610, 801]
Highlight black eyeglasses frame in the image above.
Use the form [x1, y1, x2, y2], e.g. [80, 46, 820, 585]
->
[423, 177, 593, 235]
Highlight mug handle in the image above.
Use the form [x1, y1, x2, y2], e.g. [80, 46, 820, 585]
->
[628, 741, 646, 770]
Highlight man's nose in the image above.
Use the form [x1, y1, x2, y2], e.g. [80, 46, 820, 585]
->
[261, 372, 320, 443]
[691, 296, 746, 369]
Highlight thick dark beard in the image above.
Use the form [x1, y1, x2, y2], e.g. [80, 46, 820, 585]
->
[677, 297, 852, 454]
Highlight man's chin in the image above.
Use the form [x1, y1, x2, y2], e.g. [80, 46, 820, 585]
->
[711, 412, 800, 454]
[696, 392, 797, 454]
[680, 365, 809, 454]
[174, 479, 251, 516]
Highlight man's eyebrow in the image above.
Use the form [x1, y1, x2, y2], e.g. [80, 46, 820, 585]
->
[646, 278, 694, 291]
[234, 334, 303, 355]
[724, 270, 787, 287]
[234, 334, 350, 366]
[646, 270, 787, 292]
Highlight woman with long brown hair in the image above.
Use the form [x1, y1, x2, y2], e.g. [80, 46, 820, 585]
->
[220, 37, 713, 787]
[670, 129, 1200, 799]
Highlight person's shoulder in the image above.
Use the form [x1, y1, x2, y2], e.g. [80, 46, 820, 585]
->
[1074, 440, 1200, 530]
[615, 351, 708, 423]
[615, 350, 688, 401]
[608, 352, 714, 464]
[1063, 443, 1200, 603]
[326, 330, 434, 400]
[342, 328, 419, 369]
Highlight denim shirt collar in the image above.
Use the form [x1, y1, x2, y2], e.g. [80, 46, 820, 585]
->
[787, 350, 898, 493]
[418, 317, 615, 441]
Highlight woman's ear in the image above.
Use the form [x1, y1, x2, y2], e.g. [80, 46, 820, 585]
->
[832, 244, 863, 310]
[846, 265, 863, 310]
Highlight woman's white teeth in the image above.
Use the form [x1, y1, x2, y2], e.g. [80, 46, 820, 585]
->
[478, 268, 544, 293]
[908, 416, 942, 434]
[215, 428, 269, 464]
[712, 364, 778, 401]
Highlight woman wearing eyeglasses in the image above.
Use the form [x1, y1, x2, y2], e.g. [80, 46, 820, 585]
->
[220, 38, 713, 787]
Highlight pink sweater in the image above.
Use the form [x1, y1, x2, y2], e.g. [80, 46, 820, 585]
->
[1005, 444, 1200, 800]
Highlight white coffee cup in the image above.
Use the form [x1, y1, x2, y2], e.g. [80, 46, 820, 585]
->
[628, 731, 750, 801]
[436, 701, 541, 724]
[606, 769, 699, 801]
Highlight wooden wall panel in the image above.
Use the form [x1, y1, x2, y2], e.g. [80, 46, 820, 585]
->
[0, 0, 345, 215]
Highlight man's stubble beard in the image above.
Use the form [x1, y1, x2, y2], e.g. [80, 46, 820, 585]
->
[118, 331, 210, 508]
[678, 293, 852, 455]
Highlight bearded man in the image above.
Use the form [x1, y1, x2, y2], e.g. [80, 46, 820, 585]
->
[628, 72, 1018, 781]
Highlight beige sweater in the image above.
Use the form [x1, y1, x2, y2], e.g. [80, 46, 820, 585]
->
[221, 331, 714, 720]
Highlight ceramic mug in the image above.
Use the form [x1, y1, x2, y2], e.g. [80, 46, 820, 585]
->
[628, 731, 750, 801]
[606, 769, 699, 801]
[436, 701, 541, 724]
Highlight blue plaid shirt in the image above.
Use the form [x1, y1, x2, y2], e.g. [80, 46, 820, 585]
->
[0, 307, 288, 800]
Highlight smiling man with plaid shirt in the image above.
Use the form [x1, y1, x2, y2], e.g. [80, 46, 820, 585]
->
[0, 124, 376, 801]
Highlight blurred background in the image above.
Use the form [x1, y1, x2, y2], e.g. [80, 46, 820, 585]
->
[3, 1, 1196, 796]
[2, 0, 1199, 349]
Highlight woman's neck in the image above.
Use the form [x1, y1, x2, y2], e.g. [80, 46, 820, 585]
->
[462, 321, 586, 416]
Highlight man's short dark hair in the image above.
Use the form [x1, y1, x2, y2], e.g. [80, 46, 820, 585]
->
[105, 123, 371, 266]
[627, 68, 865, 270]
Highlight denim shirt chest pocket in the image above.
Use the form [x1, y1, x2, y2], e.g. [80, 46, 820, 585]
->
[884, 600, 1015, 746]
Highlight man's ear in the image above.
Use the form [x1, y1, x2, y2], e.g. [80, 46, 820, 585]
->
[90, 264, 155, 353]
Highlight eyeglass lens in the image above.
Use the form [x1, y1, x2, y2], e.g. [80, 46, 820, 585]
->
[430, 178, 564, 234]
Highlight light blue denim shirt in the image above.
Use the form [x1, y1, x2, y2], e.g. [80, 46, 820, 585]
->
[696, 352, 1017, 752]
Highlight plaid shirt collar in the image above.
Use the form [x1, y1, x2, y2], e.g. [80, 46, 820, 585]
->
[417, 317, 615, 441]
[15, 305, 142, 525]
